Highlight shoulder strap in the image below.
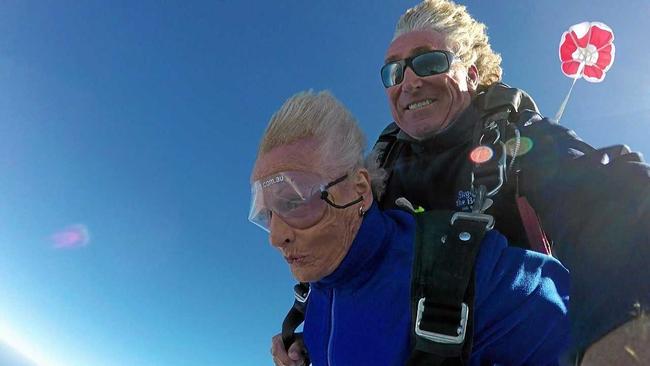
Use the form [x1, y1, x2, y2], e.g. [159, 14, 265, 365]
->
[369, 122, 404, 201]
[408, 209, 493, 365]
[480, 82, 539, 117]
[372, 122, 401, 165]
[470, 84, 553, 254]
[280, 283, 310, 355]
[472, 83, 538, 148]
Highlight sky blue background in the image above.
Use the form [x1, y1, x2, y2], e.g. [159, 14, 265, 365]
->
[0, 1, 648, 365]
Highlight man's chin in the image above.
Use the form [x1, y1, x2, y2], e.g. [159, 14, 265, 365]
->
[401, 121, 447, 141]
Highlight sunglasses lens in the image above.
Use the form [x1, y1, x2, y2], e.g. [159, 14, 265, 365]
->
[412, 51, 450, 77]
[381, 62, 403, 88]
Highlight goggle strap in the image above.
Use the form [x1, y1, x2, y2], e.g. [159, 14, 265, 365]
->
[323, 174, 348, 189]
[320, 173, 364, 209]
[321, 194, 364, 209]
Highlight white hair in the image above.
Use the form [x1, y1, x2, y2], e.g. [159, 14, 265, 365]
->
[258, 90, 386, 193]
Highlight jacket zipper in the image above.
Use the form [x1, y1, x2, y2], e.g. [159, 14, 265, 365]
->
[327, 289, 336, 366]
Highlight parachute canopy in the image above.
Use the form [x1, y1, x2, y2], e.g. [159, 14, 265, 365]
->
[554, 21, 616, 122]
[559, 21, 615, 83]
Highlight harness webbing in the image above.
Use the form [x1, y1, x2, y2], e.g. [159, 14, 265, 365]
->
[516, 196, 552, 255]
[281, 283, 310, 358]
[408, 210, 492, 365]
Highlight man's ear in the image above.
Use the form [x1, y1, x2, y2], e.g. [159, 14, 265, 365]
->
[354, 168, 374, 208]
[467, 65, 479, 92]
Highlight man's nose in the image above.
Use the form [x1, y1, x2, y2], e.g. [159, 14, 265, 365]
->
[401, 66, 423, 92]
[269, 214, 295, 248]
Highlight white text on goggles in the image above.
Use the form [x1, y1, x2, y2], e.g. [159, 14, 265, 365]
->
[248, 171, 363, 233]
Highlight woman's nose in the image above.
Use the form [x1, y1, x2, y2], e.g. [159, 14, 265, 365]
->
[269, 214, 295, 248]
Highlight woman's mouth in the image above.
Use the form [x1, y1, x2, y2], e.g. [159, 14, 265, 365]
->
[285, 255, 308, 265]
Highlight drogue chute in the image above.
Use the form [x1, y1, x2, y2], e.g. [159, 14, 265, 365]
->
[554, 21, 615, 122]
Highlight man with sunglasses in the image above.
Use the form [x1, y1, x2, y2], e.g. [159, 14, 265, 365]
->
[274, 1, 650, 365]
[374, 1, 650, 365]
[381, 35, 477, 142]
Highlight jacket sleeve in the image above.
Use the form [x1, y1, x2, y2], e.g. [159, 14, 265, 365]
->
[516, 115, 650, 357]
[471, 230, 570, 366]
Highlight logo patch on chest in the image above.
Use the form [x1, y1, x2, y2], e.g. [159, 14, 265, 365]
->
[455, 190, 475, 211]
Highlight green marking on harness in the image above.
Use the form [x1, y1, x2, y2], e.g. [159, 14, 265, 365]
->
[414, 206, 425, 213]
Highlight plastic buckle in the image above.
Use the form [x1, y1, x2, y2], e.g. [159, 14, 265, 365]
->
[293, 284, 311, 304]
[415, 299, 469, 345]
[451, 211, 495, 231]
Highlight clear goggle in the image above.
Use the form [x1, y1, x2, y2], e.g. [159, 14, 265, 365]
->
[248, 171, 362, 233]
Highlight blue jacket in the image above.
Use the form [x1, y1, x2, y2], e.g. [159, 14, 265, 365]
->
[303, 204, 570, 366]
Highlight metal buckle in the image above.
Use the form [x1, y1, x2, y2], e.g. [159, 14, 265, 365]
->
[479, 126, 501, 145]
[293, 284, 311, 304]
[451, 212, 495, 230]
[415, 299, 469, 345]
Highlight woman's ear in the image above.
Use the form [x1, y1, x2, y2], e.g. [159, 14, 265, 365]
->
[354, 168, 374, 208]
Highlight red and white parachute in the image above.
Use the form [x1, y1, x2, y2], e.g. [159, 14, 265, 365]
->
[555, 22, 615, 122]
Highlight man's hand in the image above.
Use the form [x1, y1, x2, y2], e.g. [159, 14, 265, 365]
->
[271, 333, 307, 366]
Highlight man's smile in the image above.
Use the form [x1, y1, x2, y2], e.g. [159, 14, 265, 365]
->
[406, 98, 436, 110]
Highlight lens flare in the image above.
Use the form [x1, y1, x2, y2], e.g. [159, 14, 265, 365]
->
[469, 145, 494, 164]
[50, 224, 90, 249]
[505, 137, 534, 157]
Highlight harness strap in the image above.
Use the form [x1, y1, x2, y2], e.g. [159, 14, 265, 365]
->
[371, 122, 402, 201]
[516, 196, 552, 255]
[408, 210, 493, 365]
[473, 89, 553, 254]
[480, 83, 538, 117]
[281, 283, 310, 351]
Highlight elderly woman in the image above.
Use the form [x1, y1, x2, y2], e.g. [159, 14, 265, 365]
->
[251, 91, 569, 366]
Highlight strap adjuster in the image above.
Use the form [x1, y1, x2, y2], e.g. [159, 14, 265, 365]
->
[415, 298, 469, 345]
[293, 283, 310, 303]
[451, 212, 495, 230]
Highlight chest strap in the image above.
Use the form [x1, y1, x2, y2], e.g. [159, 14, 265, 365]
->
[408, 209, 493, 366]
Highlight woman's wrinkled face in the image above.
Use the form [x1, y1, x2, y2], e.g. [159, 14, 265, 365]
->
[252, 138, 363, 282]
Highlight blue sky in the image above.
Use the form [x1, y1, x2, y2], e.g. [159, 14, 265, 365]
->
[0, 1, 648, 365]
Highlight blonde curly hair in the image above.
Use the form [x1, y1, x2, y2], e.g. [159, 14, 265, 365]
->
[394, 0, 502, 88]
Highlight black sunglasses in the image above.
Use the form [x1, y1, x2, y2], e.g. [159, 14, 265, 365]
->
[381, 50, 455, 88]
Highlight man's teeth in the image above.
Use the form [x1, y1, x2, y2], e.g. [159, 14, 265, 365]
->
[407, 99, 434, 110]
